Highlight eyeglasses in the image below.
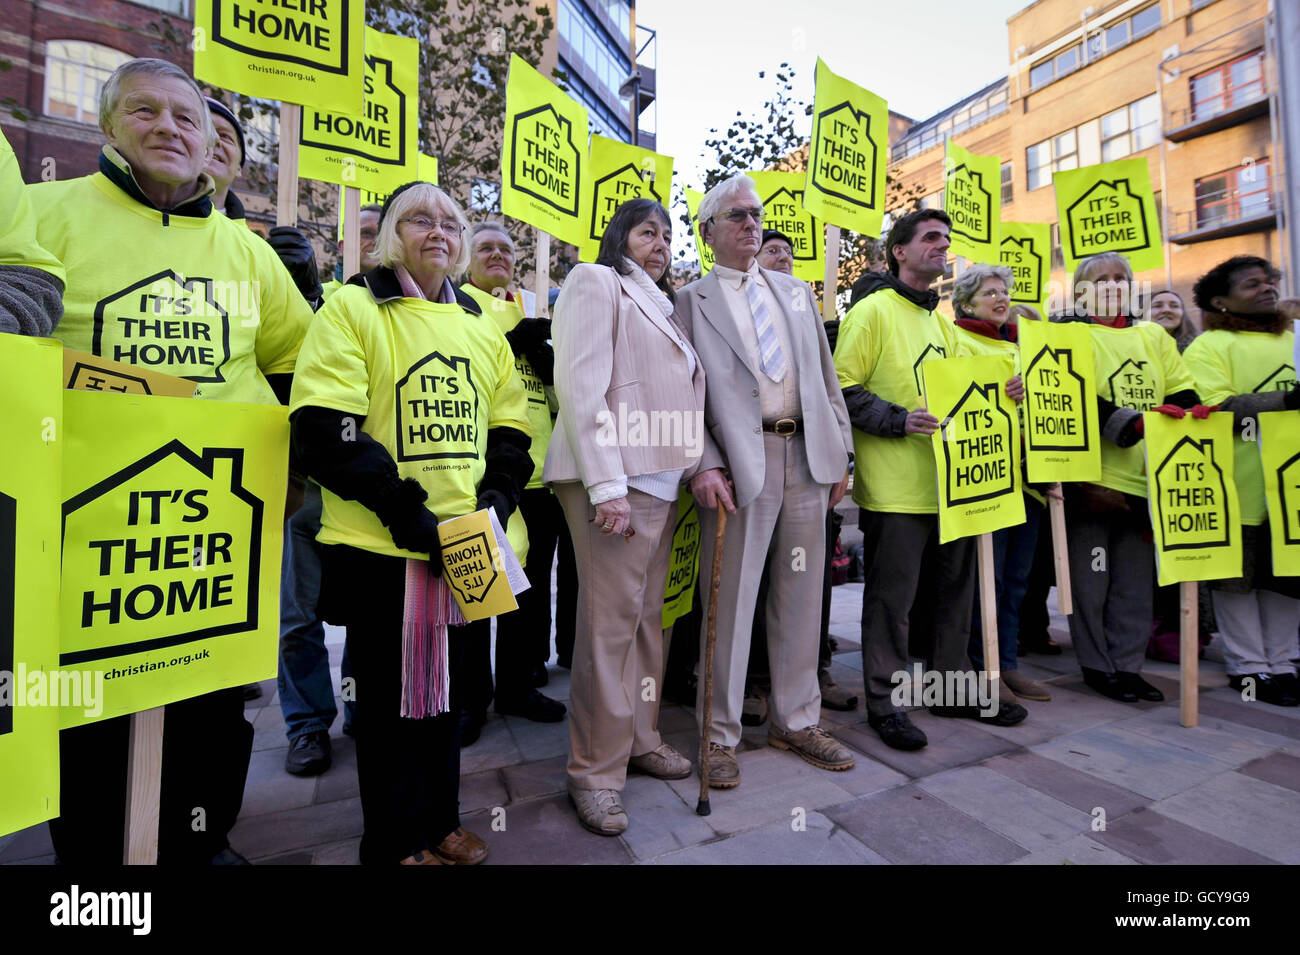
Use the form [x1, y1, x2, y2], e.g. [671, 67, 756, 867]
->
[399, 216, 463, 236]
[976, 288, 1010, 300]
[711, 207, 765, 225]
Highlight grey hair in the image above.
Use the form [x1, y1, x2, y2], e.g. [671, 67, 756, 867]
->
[99, 58, 214, 150]
[1071, 252, 1133, 311]
[697, 175, 762, 240]
[952, 263, 1014, 317]
[375, 183, 471, 276]
[467, 221, 514, 254]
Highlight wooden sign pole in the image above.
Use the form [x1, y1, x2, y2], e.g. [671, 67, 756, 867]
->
[977, 532, 1000, 698]
[822, 224, 841, 321]
[1048, 494, 1073, 615]
[123, 706, 165, 864]
[343, 185, 361, 280]
[276, 103, 302, 227]
[1180, 580, 1199, 727]
[534, 228, 551, 319]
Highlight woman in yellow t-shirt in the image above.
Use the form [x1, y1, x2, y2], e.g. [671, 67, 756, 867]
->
[289, 183, 533, 865]
[1057, 252, 1205, 703]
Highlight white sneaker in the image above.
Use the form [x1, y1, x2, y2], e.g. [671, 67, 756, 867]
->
[568, 785, 628, 836]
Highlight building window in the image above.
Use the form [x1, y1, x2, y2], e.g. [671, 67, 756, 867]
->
[889, 86, 1009, 162]
[1026, 132, 1075, 190]
[1001, 162, 1013, 205]
[1194, 160, 1272, 229]
[1029, 44, 1081, 91]
[1033, 5, 1159, 92]
[558, 0, 631, 114]
[125, 0, 189, 12]
[1100, 93, 1160, 161]
[1191, 50, 1265, 121]
[44, 40, 130, 124]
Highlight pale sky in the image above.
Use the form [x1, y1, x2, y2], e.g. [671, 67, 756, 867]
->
[636, 0, 1032, 252]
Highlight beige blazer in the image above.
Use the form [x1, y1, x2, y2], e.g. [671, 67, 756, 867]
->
[672, 266, 853, 509]
[544, 263, 708, 490]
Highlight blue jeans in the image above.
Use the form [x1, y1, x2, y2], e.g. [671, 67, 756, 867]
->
[279, 484, 353, 740]
[970, 495, 1043, 672]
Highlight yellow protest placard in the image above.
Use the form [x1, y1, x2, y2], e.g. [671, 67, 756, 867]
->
[944, 140, 1001, 262]
[63, 348, 197, 398]
[193, 0, 364, 114]
[0, 335, 62, 836]
[58, 391, 288, 727]
[1019, 320, 1101, 482]
[1054, 158, 1163, 273]
[1144, 412, 1241, 586]
[685, 187, 715, 274]
[501, 54, 588, 247]
[1258, 411, 1300, 576]
[804, 58, 887, 236]
[999, 222, 1051, 318]
[746, 170, 824, 283]
[662, 491, 699, 628]
[581, 135, 673, 263]
[299, 28, 419, 195]
[438, 510, 519, 621]
[924, 354, 1025, 543]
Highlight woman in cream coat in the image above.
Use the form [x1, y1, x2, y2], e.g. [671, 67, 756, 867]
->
[545, 198, 707, 836]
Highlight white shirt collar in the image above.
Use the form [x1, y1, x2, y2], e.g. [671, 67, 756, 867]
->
[712, 259, 762, 290]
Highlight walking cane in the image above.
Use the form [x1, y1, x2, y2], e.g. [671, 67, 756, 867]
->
[696, 507, 728, 816]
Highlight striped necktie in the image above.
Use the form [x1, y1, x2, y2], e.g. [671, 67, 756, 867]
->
[744, 273, 786, 382]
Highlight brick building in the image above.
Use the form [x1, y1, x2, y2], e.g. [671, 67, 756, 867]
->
[886, 0, 1287, 321]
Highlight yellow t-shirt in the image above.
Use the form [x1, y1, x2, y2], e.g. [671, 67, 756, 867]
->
[1087, 320, 1197, 497]
[29, 172, 310, 405]
[289, 283, 531, 560]
[1183, 328, 1296, 525]
[1, 127, 64, 283]
[460, 282, 553, 490]
[835, 287, 960, 513]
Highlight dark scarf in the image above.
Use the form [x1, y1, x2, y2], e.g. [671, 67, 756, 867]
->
[98, 147, 213, 219]
[851, 269, 940, 313]
[1202, 309, 1288, 335]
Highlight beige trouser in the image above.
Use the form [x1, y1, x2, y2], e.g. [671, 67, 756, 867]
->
[697, 433, 828, 747]
[555, 482, 676, 791]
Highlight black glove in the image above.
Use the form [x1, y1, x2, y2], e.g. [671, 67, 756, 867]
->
[266, 226, 323, 307]
[505, 318, 554, 385]
[1286, 384, 1300, 410]
[823, 319, 841, 354]
[477, 490, 511, 527]
[374, 476, 443, 569]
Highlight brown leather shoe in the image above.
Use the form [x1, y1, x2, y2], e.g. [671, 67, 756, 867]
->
[398, 849, 442, 865]
[433, 827, 488, 865]
[703, 741, 741, 789]
[768, 724, 856, 771]
[1002, 670, 1051, 701]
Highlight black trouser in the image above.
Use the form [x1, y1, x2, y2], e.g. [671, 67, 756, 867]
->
[1018, 511, 1056, 648]
[495, 488, 564, 700]
[319, 544, 464, 865]
[48, 685, 252, 864]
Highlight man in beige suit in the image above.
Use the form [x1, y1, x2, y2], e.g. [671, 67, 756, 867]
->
[673, 176, 857, 788]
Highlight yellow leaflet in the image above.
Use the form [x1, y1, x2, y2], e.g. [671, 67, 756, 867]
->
[684, 187, 714, 274]
[59, 390, 288, 727]
[439, 510, 518, 621]
[803, 57, 888, 235]
[63, 347, 197, 398]
[193, 0, 364, 114]
[746, 170, 824, 284]
[662, 491, 699, 628]
[300, 28, 419, 195]
[1144, 412, 1241, 586]
[1053, 158, 1163, 273]
[1019, 321, 1101, 482]
[924, 353, 1025, 543]
[944, 140, 1001, 261]
[0, 335, 62, 836]
[580, 135, 672, 263]
[500, 54, 589, 247]
[1258, 411, 1300, 576]
[998, 222, 1051, 319]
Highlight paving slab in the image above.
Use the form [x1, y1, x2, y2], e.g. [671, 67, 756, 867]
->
[312, 737, 360, 803]
[250, 703, 290, 753]
[1151, 771, 1300, 864]
[1010, 833, 1138, 865]
[617, 775, 717, 861]
[240, 747, 317, 817]
[1089, 806, 1274, 865]
[503, 713, 571, 762]
[1031, 724, 1238, 799]
[501, 755, 568, 802]
[1116, 705, 1295, 767]
[231, 796, 364, 861]
[649, 811, 889, 865]
[462, 794, 633, 865]
[968, 682, 1143, 746]
[918, 765, 1094, 851]
[459, 716, 524, 774]
[1238, 752, 1300, 793]
[460, 768, 509, 814]
[0, 823, 53, 863]
[982, 749, 1150, 817]
[832, 711, 1020, 779]
[311, 837, 361, 865]
[825, 785, 1028, 865]
[1196, 694, 1300, 739]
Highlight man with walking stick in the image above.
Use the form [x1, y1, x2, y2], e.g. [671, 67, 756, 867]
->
[674, 175, 857, 790]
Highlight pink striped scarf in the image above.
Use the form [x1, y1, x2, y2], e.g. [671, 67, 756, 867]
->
[394, 263, 466, 718]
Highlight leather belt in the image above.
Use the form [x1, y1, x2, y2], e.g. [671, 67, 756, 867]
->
[762, 417, 802, 436]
